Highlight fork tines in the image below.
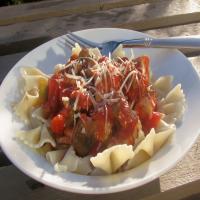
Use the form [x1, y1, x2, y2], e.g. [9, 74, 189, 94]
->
[65, 33, 89, 49]
[65, 36, 76, 48]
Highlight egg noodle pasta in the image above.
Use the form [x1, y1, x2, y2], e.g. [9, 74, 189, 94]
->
[14, 44, 185, 175]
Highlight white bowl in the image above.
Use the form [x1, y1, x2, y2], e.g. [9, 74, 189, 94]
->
[0, 28, 200, 194]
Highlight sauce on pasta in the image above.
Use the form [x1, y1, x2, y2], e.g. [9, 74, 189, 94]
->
[42, 48, 161, 157]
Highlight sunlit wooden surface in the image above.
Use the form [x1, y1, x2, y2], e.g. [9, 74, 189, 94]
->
[0, 0, 200, 199]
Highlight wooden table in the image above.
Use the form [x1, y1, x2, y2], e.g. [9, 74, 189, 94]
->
[0, 0, 200, 199]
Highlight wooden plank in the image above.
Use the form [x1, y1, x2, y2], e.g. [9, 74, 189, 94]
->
[0, 52, 28, 82]
[0, 165, 160, 200]
[0, 0, 199, 28]
[160, 136, 200, 192]
[145, 26, 200, 57]
[0, 36, 51, 56]
[0, 0, 154, 20]
[0, 0, 200, 56]
[0, 152, 11, 167]
[116, 12, 200, 31]
[0, 165, 199, 200]
[0, 0, 158, 26]
[0, 0, 199, 27]
[141, 179, 200, 200]
[181, 194, 200, 200]
[144, 23, 200, 38]
[0, 51, 25, 172]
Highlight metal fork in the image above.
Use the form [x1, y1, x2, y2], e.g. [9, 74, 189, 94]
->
[66, 32, 121, 56]
[66, 32, 200, 56]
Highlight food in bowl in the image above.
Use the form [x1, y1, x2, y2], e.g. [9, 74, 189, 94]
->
[14, 44, 185, 175]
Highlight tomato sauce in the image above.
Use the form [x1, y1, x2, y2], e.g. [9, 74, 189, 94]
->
[42, 49, 160, 156]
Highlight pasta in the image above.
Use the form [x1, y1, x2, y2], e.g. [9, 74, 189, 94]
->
[90, 144, 134, 174]
[16, 125, 56, 148]
[14, 67, 49, 123]
[72, 43, 82, 56]
[153, 76, 173, 99]
[156, 119, 175, 132]
[112, 44, 125, 59]
[126, 127, 174, 169]
[30, 106, 49, 127]
[54, 147, 92, 175]
[36, 143, 53, 156]
[46, 149, 66, 165]
[14, 44, 186, 176]
[14, 89, 40, 123]
[20, 67, 49, 104]
[158, 84, 185, 123]
[89, 119, 174, 174]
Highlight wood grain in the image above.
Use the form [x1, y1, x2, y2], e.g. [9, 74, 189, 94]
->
[142, 179, 200, 200]
[0, 165, 160, 200]
[0, 0, 155, 20]
[0, 0, 158, 26]
[0, 36, 51, 56]
[160, 136, 200, 191]
[0, 0, 200, 55]
[144, 23, 200, 38]
[0, 0, 199, 27]
[116, 12, 200, 31]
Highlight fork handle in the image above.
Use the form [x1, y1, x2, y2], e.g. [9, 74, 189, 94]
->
[122, 37, 200, 49]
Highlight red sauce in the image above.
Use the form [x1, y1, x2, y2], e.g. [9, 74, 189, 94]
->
[42, 50, 160, 156]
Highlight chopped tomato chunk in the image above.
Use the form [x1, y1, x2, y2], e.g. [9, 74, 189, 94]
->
[117, 98, 138, 143]
[143, 112, 162, 134]
[135, 56, 150, 85]
[135, 95, 156, 120]
[71, 90, 93, 111]
[50, 114, 65, 135]
[47, 76, 60, 114]
[112, 74, 122, 91]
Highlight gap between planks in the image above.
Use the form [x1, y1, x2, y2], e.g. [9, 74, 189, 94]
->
[1, 0, 200, 54]
[0, 0, 200, 29]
